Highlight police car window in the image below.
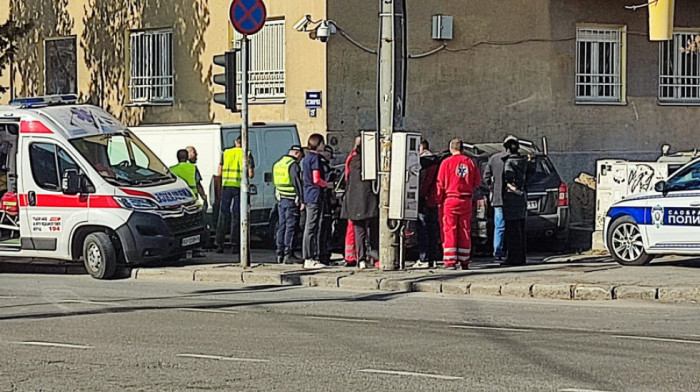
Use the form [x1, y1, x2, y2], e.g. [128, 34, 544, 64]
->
[667, 161, 700, 191]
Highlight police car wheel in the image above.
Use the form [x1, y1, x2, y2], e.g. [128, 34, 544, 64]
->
[607, 217, 653, 266]
[83, 232, 117, 279]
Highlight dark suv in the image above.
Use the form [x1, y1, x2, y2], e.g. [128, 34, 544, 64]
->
[463, 140, 570, 252]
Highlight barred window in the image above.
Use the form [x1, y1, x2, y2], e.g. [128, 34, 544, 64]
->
[576, 26, 625, 104]
[129, 29, 173, 104]
[234, 19, 285, 101]
[659, 31, 700, 104]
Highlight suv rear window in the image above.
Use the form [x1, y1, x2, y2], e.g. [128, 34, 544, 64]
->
[527, 156, 555, 184]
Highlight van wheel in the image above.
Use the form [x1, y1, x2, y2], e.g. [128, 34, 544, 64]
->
[83, 232, 117, 279]
[607, 216, 653, 266]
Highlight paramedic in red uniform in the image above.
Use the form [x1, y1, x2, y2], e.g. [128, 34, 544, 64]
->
[436, 138, 481, 269]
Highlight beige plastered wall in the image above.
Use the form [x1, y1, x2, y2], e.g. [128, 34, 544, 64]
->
[1, 0, 327, 143]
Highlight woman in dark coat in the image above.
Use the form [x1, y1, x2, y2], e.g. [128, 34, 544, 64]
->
[341, 144, 379, 268]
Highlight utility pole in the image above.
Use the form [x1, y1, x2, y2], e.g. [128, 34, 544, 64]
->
[378, 0, 406, 270]
[240, 35, 250, 268]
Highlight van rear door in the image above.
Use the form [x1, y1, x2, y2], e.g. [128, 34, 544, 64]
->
[259, 126, 298, 208]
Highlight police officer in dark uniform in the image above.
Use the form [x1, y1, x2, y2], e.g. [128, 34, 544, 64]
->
[501, 135, 528, 266]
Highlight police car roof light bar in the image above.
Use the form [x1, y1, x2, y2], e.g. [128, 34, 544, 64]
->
[10, 94, 79, 108]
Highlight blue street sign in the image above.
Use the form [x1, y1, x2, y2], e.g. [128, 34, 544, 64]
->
[305, 91, 322, 109]
[230, 0, 267, 35]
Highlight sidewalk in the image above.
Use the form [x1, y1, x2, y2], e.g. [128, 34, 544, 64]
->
[127, 250, 700, 305]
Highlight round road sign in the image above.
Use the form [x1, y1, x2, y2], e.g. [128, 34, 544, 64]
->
[230, 0, 267, 35]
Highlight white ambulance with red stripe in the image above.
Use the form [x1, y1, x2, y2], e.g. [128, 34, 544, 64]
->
[0, 96, 204, 279]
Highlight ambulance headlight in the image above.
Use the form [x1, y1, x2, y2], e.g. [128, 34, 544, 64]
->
[114, 197, 159, 210]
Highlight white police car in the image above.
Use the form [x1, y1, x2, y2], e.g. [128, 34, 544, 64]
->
[605, 157, 700, 265]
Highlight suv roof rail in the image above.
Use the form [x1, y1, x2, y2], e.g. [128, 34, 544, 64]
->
[10, 94, 79, 108]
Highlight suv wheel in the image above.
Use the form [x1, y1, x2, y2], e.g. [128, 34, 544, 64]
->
[607, 216, 653, 266]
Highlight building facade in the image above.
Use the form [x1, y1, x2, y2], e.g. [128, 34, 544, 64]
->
[0, 0, 328, 142]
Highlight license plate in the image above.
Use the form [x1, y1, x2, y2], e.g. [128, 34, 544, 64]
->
[527, 200, 538, 210]
[181, 234, 200, 247]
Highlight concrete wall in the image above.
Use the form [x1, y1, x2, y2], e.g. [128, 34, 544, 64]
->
[327, 0, 700, 182]
[1, 0, 327, 142]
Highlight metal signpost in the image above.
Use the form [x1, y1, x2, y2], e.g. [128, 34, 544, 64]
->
[230, 0, 266, 268]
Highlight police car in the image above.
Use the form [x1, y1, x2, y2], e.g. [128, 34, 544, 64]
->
[605, 157, 700, 265]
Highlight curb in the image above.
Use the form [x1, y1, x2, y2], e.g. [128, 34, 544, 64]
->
[128, 267, 700, 305]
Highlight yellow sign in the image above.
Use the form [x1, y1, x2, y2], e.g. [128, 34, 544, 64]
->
[649, 0, 675, 41]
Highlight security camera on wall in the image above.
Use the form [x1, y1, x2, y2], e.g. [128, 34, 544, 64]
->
[294, 15, 311, 32]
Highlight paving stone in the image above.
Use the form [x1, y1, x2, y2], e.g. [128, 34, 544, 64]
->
[338, 276, 382, 290]
[613, 286, 657, 301]
[194, 269, 243, 283]
[501, 283, 532, 298]
[242, 272, 284, 285]
[658, 286, 700, 304]
[133, 268, 195, 282]
[469, 283, 502, 296]
[411, 280, 442, 293]
[300, 273, 349, 288]
[441, 281, 469, 295]
[574, 285, 613, 300]
[380, 278, 414, 292]
[532, 284, 573, 300]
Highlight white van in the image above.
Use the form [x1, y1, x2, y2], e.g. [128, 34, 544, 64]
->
[0, 96, 204, 279]
[130, 122, 301, 242]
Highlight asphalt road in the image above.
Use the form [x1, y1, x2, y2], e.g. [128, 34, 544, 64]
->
[1, 274, 699, 392]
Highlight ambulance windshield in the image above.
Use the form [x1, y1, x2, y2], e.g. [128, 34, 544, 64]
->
[71, 132, 176, 187]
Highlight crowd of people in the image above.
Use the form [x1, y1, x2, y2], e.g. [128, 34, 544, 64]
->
[169, 133, 529, 270]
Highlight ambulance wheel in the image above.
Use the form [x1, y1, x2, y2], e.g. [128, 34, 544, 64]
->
[83, 232, 117, 279]
[607, 216, 653, 266]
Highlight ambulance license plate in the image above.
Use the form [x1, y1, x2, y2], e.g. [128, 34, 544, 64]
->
[527, 200, 538, 210]
[181, 235, 200, 247]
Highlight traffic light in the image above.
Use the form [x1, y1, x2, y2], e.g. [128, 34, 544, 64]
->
[649, 0, 675, 41]
[213, 50, 238, 111]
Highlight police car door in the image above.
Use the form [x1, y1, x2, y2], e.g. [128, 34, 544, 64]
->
[21, 139, 88, 257]
[647, 160, 700, 251]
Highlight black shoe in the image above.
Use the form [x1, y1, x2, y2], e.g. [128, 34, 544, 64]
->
[283, 254, 303, 264]
[276, 255, 284, 264]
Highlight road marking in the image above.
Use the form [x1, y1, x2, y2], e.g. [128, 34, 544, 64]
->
[0, 295, 17, 299]
[613, 335, 700, 345]
[358, 369, 463, 380]
[305, 316, 378, 324]
[59, 300, 117, 306]
[176, 308, 239, 314]
[13, 341, 93, 350]
[559, 389, 615, 392]
[176, 354, 269, 363]
[450, 325, 530, 332]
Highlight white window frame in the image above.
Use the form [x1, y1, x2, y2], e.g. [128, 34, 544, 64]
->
[575, 25, 627, 104]
[128, 29, 174, 105]
[233, 19, 286, 102]
[43, 36, 78, 95]
[659, 29, 700, 105]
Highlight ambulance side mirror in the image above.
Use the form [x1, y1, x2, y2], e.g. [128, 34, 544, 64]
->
[62, 169, 82, 195]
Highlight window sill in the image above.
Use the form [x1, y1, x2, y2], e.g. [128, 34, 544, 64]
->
[126, 101, 174, 107]
[658, 100, 700, 106]
[574, 100, 627, 106]
[237, 97, 286, 105]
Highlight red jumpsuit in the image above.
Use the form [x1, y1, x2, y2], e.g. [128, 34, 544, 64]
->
[436, 154, 480, 267]
[344, 151, 358, 263]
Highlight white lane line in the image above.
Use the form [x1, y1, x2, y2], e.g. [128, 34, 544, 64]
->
[0, 295, 17, 299]
[176, 354, 269, 363]
[684, 334, 700, 338]
[12, 341, 93, 350]
[176, 308, 239, 314]
[559, 389, 615, 392]
[358, 369, 463, 381]
[613, 335, 700, 345]
[305, 316, 378, 324]
[59, 300, 118, 306]
[450, 325, 530, 332]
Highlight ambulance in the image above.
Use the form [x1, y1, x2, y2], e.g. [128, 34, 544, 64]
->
[0, 96, 204, 279]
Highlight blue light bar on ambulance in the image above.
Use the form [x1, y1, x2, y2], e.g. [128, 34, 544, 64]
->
[10, 94, 78, 108]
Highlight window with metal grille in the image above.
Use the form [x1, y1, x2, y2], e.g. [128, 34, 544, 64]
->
[575, 26, 625, 104]
[234, 19, 285, 101]
[659, 31, 700, 104]
[128, 29, 173, 104]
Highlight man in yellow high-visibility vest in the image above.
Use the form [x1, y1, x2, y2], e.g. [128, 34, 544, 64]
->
[215, 137, 254, 254]
[170, 149, 206, 258]
[272, 145, 304, 264]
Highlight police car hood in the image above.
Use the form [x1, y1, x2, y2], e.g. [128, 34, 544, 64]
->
[114, 178, 196, 208]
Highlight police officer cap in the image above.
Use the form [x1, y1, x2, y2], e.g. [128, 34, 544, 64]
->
[503, 135, 519, 147]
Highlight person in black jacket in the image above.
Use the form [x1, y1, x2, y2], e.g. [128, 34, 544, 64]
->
[501, 135, 528, 266]
[483, 147, 508, 261]
[341, 142, 379, 269]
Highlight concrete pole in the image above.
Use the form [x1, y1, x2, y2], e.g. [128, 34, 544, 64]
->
[240, 36, 250, 268]
[378, 0, 397, 270]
